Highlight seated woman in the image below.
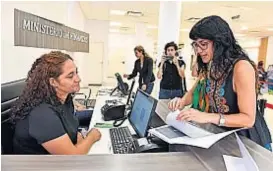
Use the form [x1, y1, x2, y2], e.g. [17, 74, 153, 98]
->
[169, 15, 272, 151]
[11, 51, 101, 154]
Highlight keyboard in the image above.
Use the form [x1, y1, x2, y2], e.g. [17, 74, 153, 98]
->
[110, 126, 136, 154]
[75, 99, 96, 108]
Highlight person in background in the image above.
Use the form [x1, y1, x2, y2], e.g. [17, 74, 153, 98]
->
[123, 45, 155, 95]
[11, 51, 101, 154]
[257, 61, 268, 94]
[157, 41, 186, 99]
[267, 65, 273, 94]
[168, 15, 272, 151]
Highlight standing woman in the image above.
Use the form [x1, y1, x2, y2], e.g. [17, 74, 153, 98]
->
[169, 15, 272, 151]
[123, 45, 155, 94]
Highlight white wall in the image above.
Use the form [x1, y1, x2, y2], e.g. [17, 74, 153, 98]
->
[66, 1, 86, 86]
[108, 33, 155, 77]
[1, 1, 87, 83]
[84, 20, 109, 84]
[238, 38, 260, 64]
[266, 36, 273, 69]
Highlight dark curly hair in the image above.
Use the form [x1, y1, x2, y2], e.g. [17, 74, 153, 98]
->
[10, 51, 73, 123]
[164, 41, 178, 54]
[189, 15, 258, 83]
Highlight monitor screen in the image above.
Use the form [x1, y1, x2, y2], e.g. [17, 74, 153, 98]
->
[129, 89, 157, 137]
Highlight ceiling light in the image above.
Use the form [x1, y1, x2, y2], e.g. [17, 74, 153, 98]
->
[239, 7, 253, 10]
[241, 26, 248, 30]
[110, 10, 126, 16]
[110, 21, 122, 26]
[267, 28, 273, 31]
[109, 29, 119, 33]
[186, 17, 201, 22]
[147, 25, 157, 29]
[235, 33, 245, 37]
[127, 11, 143, 17]
[180, 28, 190, 32]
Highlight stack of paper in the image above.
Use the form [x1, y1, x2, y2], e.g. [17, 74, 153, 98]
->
[149, 110, 244, 149]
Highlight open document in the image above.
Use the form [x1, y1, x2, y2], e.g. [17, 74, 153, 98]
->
[223, 133, 259, 171]
[149, 110, 244, 149]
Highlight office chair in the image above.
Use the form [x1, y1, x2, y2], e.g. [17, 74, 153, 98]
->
[74, 87, 96, 109]
[74, 87, 97, 130]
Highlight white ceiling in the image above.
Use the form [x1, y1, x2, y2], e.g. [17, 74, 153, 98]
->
[79, 1, 273, 43]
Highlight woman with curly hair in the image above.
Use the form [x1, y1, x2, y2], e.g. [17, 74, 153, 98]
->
[168, 16, 272, 151]
[11, 51, 101, 154]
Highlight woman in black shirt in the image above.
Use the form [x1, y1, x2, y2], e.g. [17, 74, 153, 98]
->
[123, 45, 155, 94]
[11, 51, 101, 154]
[169, 16, 272, 151]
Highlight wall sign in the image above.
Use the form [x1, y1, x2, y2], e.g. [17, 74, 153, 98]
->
[14, 9, 89, 52]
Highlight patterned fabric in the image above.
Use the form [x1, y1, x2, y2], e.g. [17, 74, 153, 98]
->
[192, 59, 272, 150]
[206, 78, 230, 114]
[192, 78, 209, 112]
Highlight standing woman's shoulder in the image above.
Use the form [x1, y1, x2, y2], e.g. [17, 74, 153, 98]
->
[234, 60, 256, 76]
[146, 56, 154, 63]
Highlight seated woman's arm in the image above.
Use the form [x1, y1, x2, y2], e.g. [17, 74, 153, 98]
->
[42, 129, 101, 155]
[77, 132, 84, 143]
[29, 106, 101, 155]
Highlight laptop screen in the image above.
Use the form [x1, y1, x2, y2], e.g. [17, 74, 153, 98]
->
[129, 89, 157, 137]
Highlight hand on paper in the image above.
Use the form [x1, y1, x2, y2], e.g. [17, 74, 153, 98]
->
[168, 97, 185, 111]
[176, 108, 213, 124]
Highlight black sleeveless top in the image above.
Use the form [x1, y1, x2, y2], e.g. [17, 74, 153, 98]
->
[205, 59, 272, 147]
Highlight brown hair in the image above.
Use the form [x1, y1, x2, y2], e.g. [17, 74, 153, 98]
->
[134, 45, 151, 58]
[11, 51, 73, 123]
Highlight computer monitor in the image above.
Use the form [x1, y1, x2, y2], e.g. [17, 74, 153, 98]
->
[129, 89, 157, 137]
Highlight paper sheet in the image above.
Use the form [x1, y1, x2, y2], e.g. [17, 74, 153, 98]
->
[149, 110, 244, 149]
[166, 110, 213, 138]
[223, 133, 259, 171]
[149, 125, 243, 148]
[137, 138, 149, 147]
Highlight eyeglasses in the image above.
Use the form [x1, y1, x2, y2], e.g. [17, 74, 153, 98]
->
[191, 41, 211, 53]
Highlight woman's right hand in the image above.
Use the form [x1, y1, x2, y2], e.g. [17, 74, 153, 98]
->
[168, 97, 185, 111]
[161, 56, 166, 64]
[88, 128, 101, 142]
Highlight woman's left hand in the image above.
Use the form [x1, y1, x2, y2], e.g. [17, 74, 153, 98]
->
[176, 108, 212, 124]
[173, 56, 179, 66]
[141, 84, 147, 91]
